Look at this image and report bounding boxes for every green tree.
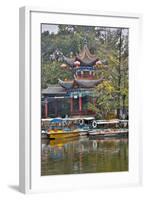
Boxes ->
[41,25,128,119]
[41,61,73,88]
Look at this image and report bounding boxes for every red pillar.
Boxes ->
[44,98,48,118]
[70,94,73,113]
[79,94,82,113]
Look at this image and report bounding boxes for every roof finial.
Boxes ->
[83,35,88,47]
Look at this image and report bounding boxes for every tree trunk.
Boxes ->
[117,29,122,119]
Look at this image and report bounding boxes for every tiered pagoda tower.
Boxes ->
[42,43,106,118]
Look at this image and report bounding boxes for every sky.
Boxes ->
[41,24,59,34]
[41,24,128,36]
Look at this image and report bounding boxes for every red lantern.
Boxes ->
[74,61,80,67]
[96,60,102,65]
[60,63,67,68]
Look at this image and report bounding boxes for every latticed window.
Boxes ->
[83,71,89,78]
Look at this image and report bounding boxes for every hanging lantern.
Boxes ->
[96,60,103,68]
[96,60,102,66]
[60,63,67,68]
[74,61,80,67]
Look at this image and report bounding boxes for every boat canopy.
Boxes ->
[96,120,119,124]
[51,118,62,123]
[64,116,95,121]
[41,118,53,122]
[84,117,95,120]
[42,118,62,122]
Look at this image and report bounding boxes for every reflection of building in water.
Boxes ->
[41,144,49,176]
[41,138,128,175]
[50,147,64,160]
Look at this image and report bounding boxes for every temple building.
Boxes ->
[41,43,107,118]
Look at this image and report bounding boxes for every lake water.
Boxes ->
[41,136,128,176]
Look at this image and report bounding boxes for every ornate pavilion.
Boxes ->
[41,43,107,118]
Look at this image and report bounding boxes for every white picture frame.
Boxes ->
[19,6,143,194]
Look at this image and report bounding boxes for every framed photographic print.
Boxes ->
[19,7,142,193]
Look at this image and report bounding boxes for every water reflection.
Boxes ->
[41,136,128,176]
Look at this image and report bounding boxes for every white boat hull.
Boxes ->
[79,132,88,136]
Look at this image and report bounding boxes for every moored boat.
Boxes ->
[49,131,79,139]
[88,130,97,135]
[47,118,80,139]
[88,128,128,137]
[79,130,88,136]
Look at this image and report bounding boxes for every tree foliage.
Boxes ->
[41,25,129,119]
[41,61,73,88]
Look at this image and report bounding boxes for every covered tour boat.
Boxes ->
[47,118,80,139]
[88,119,128,137]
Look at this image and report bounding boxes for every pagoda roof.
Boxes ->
[63,57,75,67]
[74,77,104,88]
[42,85,66,95]
[58,79,74,89]
[76,45,98,65]
[63,45,98,67]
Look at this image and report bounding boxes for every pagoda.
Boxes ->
[42,42,106,118]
